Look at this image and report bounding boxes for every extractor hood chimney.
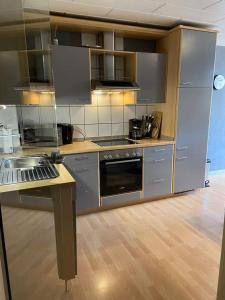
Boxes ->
[91,31,140,92]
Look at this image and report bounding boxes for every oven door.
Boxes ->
[100,157,142,197]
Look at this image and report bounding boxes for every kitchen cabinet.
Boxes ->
[174,87,212,193]
[52,45,91,105]
[102,191,141,207]
[63,153,99,212]
[179,29,216,88]
[136,52,167,104]
[144,145,173,197]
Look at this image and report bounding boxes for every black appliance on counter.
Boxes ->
[100,148,143,197]
[57,123,74,145]
[129,112,162,140]
[129,118,143,140]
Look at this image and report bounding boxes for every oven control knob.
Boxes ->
[136,152,141,157]
[116,154,120,158]
[126,153,130,157]
[108,155,113,159]
[132,152,136,157]
[104,155,108,160]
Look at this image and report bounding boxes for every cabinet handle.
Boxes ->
[76,168,88,173]
[177,146,188,151]
[75,156,88,161]
[181,82,192,86]
[152,178,165,183]
[153,158,165,163]
[154,148,166,152]
[176,156,188,161]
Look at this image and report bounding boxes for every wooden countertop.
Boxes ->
[0,164,75,194]
[59,139,175,155]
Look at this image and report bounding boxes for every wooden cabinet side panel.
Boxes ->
[156,29,181,138]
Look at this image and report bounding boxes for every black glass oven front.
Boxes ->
[100,157,142,197]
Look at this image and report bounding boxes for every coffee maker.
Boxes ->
[57,123,74,145]
[129,119,143,140]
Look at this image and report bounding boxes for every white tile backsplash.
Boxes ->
[136,105,147,118]
[0,106,19,130]
[98,106,111,123]
[85,124,98,138]
[85,106,98,124]
[147,105,154,115]
[97,94,111,106]
[111,93,124,105]
[73,125,86,139]
[22,105,40,126]
[123,122,129,136]
[70,106,85,124]
[39,106,57,126]
[112,123,124,136]
[124,105,135,122]
[54,95,159,139]
[56,106,70,123]
[99,124,111,137]
[111,106,124,123]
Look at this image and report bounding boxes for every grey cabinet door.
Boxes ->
[179,29,216,88]
[52,45,91,105]
[137,52,167,103]
[174,87,212,193]
[144,145,173,198]
[63,153,99,212]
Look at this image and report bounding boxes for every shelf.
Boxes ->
[90,48,135,56]
[19,49,51,55]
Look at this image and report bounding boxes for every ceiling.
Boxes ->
[47,1,225,45]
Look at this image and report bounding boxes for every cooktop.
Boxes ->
[94,138,136,147]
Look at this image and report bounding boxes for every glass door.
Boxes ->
[0,1,65,299]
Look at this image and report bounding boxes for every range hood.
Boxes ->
[91,79,140,91]
[91,31,139,92]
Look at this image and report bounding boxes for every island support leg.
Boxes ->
[51,183,77,283]
[217,213,225,300]
[0,205,12,300]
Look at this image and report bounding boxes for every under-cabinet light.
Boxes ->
[92,90,122,95]
[0,105,6,110]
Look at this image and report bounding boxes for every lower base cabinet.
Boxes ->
[101,191,141,207]
[63,153,100,212]
[144,145,173,198]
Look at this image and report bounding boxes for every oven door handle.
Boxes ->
[104,159,141,165]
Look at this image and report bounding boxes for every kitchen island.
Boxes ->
[0,164,77,299]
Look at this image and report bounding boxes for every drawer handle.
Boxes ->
[154,148,166,152]
[153,178,165,183]
[76,168,88,173]
[177,146,188,151]
[181,82,192,85]
[153,158,165,163]
[176,156,188,161]
[75,156,88,161]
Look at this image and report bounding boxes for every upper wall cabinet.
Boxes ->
[52,45,91,105]
[179,29,217,88]
[136,52,167,104]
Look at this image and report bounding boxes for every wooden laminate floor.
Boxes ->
[2,174,225,300]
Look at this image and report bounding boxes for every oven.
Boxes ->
[100,148,143,197]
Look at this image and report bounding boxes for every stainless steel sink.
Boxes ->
[3,157,46,170]
[0,156,59,185]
